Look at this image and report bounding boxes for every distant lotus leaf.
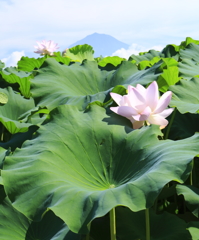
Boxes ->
[178,59,199,80]
[98,56,125,67]
[160,45,179,59]
[0,61,5,70]
[2,105,199,233]
[63,44,95,62]
[157,66,181,92]
[52,52,71,65]
[138,56,161,70]
[129,49,161,63]
[158,58,178,71]
[0,92,8,104]
[17,56,46,72]
[180,37,199,49]
[179,43,199,62]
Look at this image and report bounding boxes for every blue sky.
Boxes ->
[1,0,199,66]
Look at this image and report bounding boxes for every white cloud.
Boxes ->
[112,44,164,59]
[1,51,25,67]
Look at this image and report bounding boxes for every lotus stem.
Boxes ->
[145,208,150,240]
[193,158,197,186]
[188,159,195,186]
[154,197,158,214]
[164,108,176,140]
[110,207,116,240]
[1,125,4,142]
[190,171,193,186]
[86,222,91,240]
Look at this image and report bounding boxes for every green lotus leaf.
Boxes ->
[169,78,199,113]
[2,105,199,234]
[52,52,71,65]
[0,87,35,134]
[17,56,46,72]
[31,58,160,110]
[87,84,127,109]
[165,111,199,140]
[176,184,199,218]
[90,206,190,240]
[186,221,199,240]
[115,207,190,240]
[0,125,39,151]
[63,44,95,62]
[128,50,161,63]
[0,61,5,70]
[0,92,8,104]
[2,66,32,78]
[98,56,125,67]
[0,147,9,169]
[0,185,81,240]
[180,37,199,49]
[168,44,181,52]
[157,66,181,92]
[158,58,178,71]
[160,45,179,59]
[0,67,32,98]
[180,43,199,62]
[178,59,199,80]
[138,56,161,70]
[18,105,50,126]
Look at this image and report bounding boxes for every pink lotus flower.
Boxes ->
[110,81,174,129]
[34,40,59,56]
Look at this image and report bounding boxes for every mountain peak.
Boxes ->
[68,33,129,57]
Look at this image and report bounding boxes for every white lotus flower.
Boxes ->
[34,40,59,56]
[110,81,174,129]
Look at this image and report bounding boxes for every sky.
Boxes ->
[1,0,199,67]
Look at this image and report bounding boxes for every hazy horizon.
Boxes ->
[1,0,199,66]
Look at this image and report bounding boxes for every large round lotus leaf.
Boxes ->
[169,78,199,113]
[2,105,199,233]
[31,58,160,110]
[0,87,35,134]
[0,185,81,240]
